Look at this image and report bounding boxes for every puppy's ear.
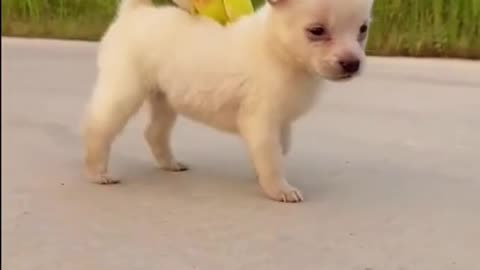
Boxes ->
[267,0,287,6]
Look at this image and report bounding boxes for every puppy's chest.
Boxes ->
[275,80,321,123]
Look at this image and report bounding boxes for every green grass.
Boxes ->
[368,0,480,58]
[2,0,131,41]
[2,0,479,58]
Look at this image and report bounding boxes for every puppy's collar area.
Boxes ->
[182,0,255,25]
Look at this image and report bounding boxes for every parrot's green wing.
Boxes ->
[223,0,254,23]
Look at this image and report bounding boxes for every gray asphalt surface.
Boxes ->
[2,38,480,270]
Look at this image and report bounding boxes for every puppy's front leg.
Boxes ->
[240,120,303,203]
[281,125,291,156]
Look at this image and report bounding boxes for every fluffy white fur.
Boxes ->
[83,0,374,202]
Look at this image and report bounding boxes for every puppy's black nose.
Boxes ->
[339,60,360,74]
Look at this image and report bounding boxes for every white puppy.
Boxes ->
[83,0,374,202]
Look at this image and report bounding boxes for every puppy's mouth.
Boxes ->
[314,65,360,81]
[324,73,355,81]
[337,73,354,80]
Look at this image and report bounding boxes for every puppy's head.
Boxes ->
[266,0,374,80]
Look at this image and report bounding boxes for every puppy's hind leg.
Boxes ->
[83,74,147,184]
[144,92,188,172]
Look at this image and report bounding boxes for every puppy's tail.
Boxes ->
[119,0,152,15]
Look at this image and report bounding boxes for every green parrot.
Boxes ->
[173,0,255,25]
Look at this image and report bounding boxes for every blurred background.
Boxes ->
[2,0,479,58]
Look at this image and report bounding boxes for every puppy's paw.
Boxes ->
[262,182,304,203]
[160,161,189,172]
[89,174,121,185]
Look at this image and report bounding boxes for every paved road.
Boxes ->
[2,38,480,270]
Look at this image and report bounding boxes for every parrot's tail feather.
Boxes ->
[119,0,153,15]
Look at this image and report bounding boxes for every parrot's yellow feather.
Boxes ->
[223,0,254,23]
[187,0,255,25]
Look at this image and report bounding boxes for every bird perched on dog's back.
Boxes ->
[172,0,255,25]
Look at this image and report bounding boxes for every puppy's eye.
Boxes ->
[358,23,368,42]
[359,24,368,34]
[306,26,328,41]
[308,27,325,36]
